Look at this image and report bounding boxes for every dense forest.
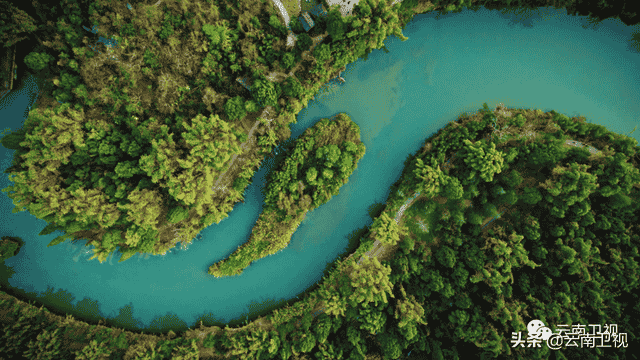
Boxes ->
[0,0,410,263]
[209,113,366,277]
[1,0,640,358]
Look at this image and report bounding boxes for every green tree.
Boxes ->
[377,331,403,360]
[413,158,448,198]
[345,256,395,308]
[0,128,26,150]
[306,167,318,183]
[167,206,189,223]
[394,294,426,329]
[22,327,63,360]
[268,14,286,36]
[327,7,346,42]
[314,314,333,344]
[442,176,464,200]
[0,1,38,48]
[357,303,387,335]
[313,43,332,63]
[244,100,261,112]
[296,32,313,52]
[460,139,505,183]
[252,76,278,107]
[224,96,247,121]
[282,52,295,70]
[500,189,518,205]
[202,23,227,46]
[436,245,458,268]
[370,212,405,246]
[521,186,542,205]
[467,210,483,225]
[354,0,372,17]
[282,76,304,99]
[74,340,113,360]
[0,236,23,263]
[315,343,343,360]
[24,52,55,72]
[539,163,598,218]
[293,333,316,353]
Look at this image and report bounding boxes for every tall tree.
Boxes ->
[460,139,505,183]
[370,211,406,246]
[326,6,346,42]
[251,76,278,107]
[0,1,39,48]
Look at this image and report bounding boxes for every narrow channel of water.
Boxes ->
[0,6,639,332]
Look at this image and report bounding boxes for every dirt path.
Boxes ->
[211,106,275,192]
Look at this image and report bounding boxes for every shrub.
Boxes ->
[224,96,247,121]
[167,206,189,223]
[24,52,54,71]
[508,113,526,128]
[75,340,113,360]
[23,327,63,360]
[244,100,261,112]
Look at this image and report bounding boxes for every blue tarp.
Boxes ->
[299,12,314,32]
[309,3,327,17]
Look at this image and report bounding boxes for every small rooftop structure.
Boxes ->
[299,12,315,32]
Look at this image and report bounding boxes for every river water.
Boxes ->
[0,6,639,332]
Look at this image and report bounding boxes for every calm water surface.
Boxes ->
[0,6,639,332]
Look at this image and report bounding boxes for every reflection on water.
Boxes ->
[63,230,206,265]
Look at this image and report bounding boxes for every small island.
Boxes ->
[209,113,365,277]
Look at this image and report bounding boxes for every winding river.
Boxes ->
[1,5,639,333]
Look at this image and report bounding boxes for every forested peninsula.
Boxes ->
[1,0,640,359]
[209,113,365,277]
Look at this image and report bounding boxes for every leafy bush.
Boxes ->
[202,24,226,46]
[296,33,313,52]
[283,76,304,99]
[282,52,296,70]
[508,113,526,127]
[244,100,261,112]
[143,49,161,69]
[252,77,278,107]
[466,210,483,225]
[22,327,63,360]
[167,206,189,224]
[24,52,54,71]
[74,340,113,360]
[224,96,247,121]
